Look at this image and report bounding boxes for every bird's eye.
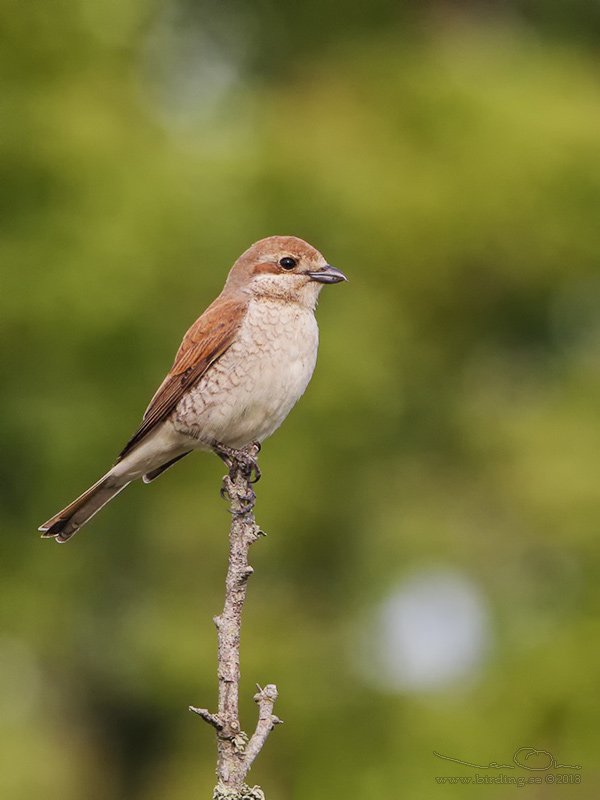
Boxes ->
[279,257,297,270]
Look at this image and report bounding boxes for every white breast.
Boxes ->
[173,298,319,449]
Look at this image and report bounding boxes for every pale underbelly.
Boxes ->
[172,338,317,449]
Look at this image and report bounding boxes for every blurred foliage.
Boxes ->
[3,1,600,798]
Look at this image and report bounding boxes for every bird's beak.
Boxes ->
[307,265,348,284]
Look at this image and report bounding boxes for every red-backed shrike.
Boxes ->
[40,236,347,542]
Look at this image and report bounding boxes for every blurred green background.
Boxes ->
[3,1,600,797]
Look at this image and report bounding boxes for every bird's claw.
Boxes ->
[214,441,261,484]
[232,441,261,485]
[246,460,261,484]
[215,441,260,514]
[229,491,256,516]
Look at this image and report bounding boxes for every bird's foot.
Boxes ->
[215,441,261,513]
[213,440,261,484]
[220,473,256,514]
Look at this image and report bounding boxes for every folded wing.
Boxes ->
[118,297,247,460]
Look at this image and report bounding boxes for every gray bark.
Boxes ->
[190,445,281,799]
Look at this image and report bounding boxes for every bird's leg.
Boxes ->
[214,441,261,510]
[242,440,261,484]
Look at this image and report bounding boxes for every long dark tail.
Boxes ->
[39,473,129,543]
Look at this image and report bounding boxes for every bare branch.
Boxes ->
[189,707,223,730]
[190,443,280,798]
[244,684,283,770]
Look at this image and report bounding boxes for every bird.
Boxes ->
[39,235,347,542]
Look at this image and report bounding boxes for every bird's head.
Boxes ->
[224,236,347,308]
